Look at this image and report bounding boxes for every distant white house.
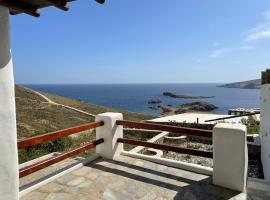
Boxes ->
[148,112,258,125]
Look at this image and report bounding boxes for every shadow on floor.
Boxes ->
[88,158,240,200]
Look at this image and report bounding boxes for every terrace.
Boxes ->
[1,1,270,199]
[16,112,270,199]
[20,156,268,200]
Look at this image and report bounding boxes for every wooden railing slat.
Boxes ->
[117,138,213,158]
[19,138,104,178]
[116,120,212,138]
[17,121,103,149]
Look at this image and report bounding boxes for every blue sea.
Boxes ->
[25,84,260,116]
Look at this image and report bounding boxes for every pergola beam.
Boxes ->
[0,0,40,17]
[44,0,69,11]
[95,0,105,4]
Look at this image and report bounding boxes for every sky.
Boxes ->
[11,0,270,84]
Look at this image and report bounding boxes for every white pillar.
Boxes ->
[260,82,270,180]
[0,6,19,200]
[213,123,248,192]
[95,113,123,159]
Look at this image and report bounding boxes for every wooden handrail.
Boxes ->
[18,121,104,149]
[117,138,213,158]
[116,120,212,138]
[19,138,104,178]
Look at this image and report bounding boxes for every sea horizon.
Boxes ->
[23,83,260,116]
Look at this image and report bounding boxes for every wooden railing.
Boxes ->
[116,120,212,138]
[117,138,213,158]
[18,121,104,149]
[19,121,104,178]
[116,120,213,158]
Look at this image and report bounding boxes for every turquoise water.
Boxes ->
[25,84,260,116]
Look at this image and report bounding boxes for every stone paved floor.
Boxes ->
[21,155,270,200]
[20,158,78,187]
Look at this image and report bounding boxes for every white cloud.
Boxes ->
[240,45,254,50]
[212,42,221,47]
[245,11,270,42]
[210,48,230,58]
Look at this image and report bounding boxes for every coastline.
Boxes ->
[22,83,260,116]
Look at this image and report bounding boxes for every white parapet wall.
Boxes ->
[0,6,19,200]
[122,151,213,175]
[95,113,123,159]
[213,123,248,192]
[260,82,270,180]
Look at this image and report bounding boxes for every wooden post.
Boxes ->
[0,6,19,200]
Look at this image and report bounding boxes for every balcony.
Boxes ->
[20,155,270,200]
[18,112,270,200]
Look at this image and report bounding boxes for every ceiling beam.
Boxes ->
[0,0,40,17]
[44,0,69,11]
[95,0,105,4]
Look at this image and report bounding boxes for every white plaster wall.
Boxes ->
[260,84,270,180]
[213,123,247,192]
[0,6,19,200]
[96,113,123,159]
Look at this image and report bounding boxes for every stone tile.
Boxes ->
[140,191,157,200]
[107,178,125,190]
[44,193,75,200]
[56,174,76,185]
[20,191,48,200]
[126,184,137,195]
[103,188,118,200]
[156,164,168,171]
[95,176,110,185]
[71,166,92,176]
[118,191,132,200]
[134,160,144,167]
[66,177,85,186]
[77,180,93,188]
[38,182,65,193]
[62,186,80,194]
[86,172,99,180]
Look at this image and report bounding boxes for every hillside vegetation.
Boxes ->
[16,86,153,139]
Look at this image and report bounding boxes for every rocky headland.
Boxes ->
[158,102,218,115]
[163,92,215,99]
[218,79,261,89]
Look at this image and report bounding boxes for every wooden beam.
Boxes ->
[95,0,105,4]
[117,138,213,158]
[0,0,40,17]
[116,120,212,138]
[262,71,267,85]
[266,69,270,84]
[19,138,104,178]
[17,121,104,149]
[44,0,69,11]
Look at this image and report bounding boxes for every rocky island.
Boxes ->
[148,98,162,104]
[158,102,218,115]
[163,92,215,99]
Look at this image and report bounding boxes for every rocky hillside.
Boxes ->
[16,86,153,139]
[218,79,261,89]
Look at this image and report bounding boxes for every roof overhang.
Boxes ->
[0,0,105,17]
